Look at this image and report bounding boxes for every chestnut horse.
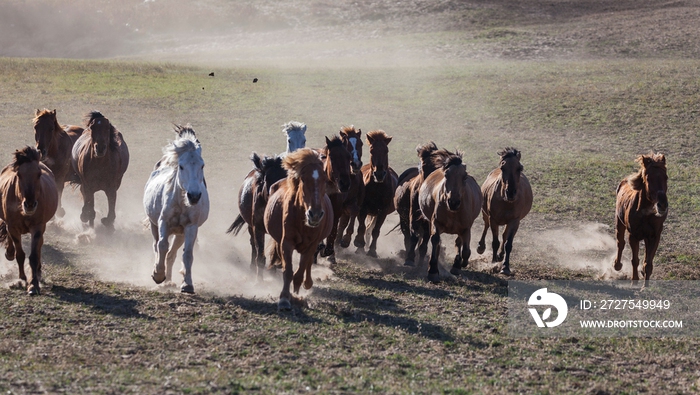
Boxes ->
[316,135,353,264]
[477,148,533,275]
[227,153,286,278]
[32,109,81,217]
[144,125,209,293]
[336,126,365,250]
[353,130,398,257]
[419,150,482,282]
[71,111,129,228]
[265,148,333,310]
[614,152,668,287]
[0,147,58,295]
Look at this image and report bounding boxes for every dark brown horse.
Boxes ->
[71,111,129,229]
[264,148,334,310]
[316,135,353,264]
[336,126,365,250]
[613,152,668,287]
[32,109,81,217]
[477,148,533,275]
[395,142,452,266]
[0,147,58,295]
[227,153,286,278]
[353,130,398,258]
[419,150,482,282]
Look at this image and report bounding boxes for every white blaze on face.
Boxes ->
[349,137,359,163]
[312,169,320,203]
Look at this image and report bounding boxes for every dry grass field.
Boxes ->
[1,0,700,393]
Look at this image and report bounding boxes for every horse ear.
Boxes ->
[357,129,361,137]
[35,109,41,116]
[643,156,652,167]
[659,154,666,164]
[51,109,56,115]
[325,136,332,146]
[386,136,393,144]
[366,134,374,144]
[250,152,263,170]
[516,151,521,160]
[339,129,346,137]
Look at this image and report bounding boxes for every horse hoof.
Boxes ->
[303,280,313,290]
[450,266,461,276]
[180,284,195,294]
[613,260,622,271]
[353,239,364,248]
[101,218,115,229]
[476,245,486,254]
[151,272,166,284]
[339,239,350,248]
[427,272,441,284]
[278,298,292,311]
[27,285,40,296]
[500,266,512,276]
[404,260,415,267]
[327,255,337,265]
[321,247,334,258]
[496,253,505,262]
[367,250,378,258]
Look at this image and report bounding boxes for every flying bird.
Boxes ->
[253,78,258,83]
[208,72,215,77]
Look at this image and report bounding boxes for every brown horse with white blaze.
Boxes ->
[336,126,365,250]
[71,111,129,229]
[477,148,533,275]
[353,130,398,258]
[32,109,81,217]
[265,148,334,310]
[419,150,482,282]
[614,152,668,287]
[0,147,58,295]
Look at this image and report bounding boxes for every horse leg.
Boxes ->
[427,230,442,283]
[149,221,158,254]
[101,189,117,228]
[9,231,26,283]
[337,211,352,248]
[179,225,198,294]
[321,214,341,264]
[477,211,489,255]
[490,220,501,263]
[253,225,266,280]
[613,216,626,271]
[417,220,431,265]
[56,182,66,218]
[354,208,368,252]
[629,236,641,285]
[642,231,662,288]
[367,212,388,258]
[301,250,315,290]
[27,227,45,295]
[165,234,184,284]
[500,221,520,275]
[80,185,96,227]
[279,240,295,310]
[450,236,463,275]
[151,221,169,284]
[246,225,256,269]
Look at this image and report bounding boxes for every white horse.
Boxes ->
[283,121,307,154]
[144,124,209,293]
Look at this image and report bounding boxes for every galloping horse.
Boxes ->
[316,135,353,264]
[71,111,129,228]
[477,148,533,275]
[395,142,451,266]
[613,152,668,286]
[264,148,333,310]
[227,153,286,278]
[419,150,482,282]
[336,126,365,249]
[226,121,307,276]
[144,125,209,293]
[0,147,58,295]
[282,121,307,154]
[353,130,398,258]
[32,109,81,217]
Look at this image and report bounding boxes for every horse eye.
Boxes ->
[179,165,184,170]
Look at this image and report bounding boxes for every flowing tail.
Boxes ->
[384,222,401,236]
[226,214,246,235]
[0,220,7,244]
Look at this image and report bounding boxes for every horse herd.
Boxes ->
[0,110,669,309]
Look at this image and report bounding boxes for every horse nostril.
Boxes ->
[187,192,201,204]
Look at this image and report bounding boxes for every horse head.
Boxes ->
[324,136,352,193]
[284,148,327,227]
[498,148,524,202]
[366,130,392,183]
[11,147,43,216]
[171,125,205,206]
[442,151,467,212]
[33,109,58,161]
[85,111,113,158]
[252,153,286,198]
[340,126,363,173]
[638,153,668,216]
[282,121,307,154]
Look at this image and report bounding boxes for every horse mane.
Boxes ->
[366,130,391,143]
[416,142,451,176]
[251,152,283,193]
[282,148,321,180]
[325,135,345,151]
[627,152,667,191]
[282,121,307,134]
[84,110,120,150]
[442,150,465,170]
[2,146,41,174]
[498,147,520,160]
[340,125,358,136]
[160,125,201,167]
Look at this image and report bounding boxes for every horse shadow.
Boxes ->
[223,295,325,324]
[51,284,152,319]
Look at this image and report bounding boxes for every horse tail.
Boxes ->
[384,222,401,236]
[267,239,282,269]
[0,220,7,244]
[226,215,246,235]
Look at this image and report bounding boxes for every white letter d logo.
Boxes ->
[528,288,568,328]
